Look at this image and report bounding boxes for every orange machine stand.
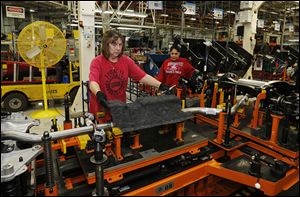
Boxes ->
[130,132,143,149]
[270,114,284,144]
[175,122,184,143]
[249,91,266,129]
[176,87,183,99]
[112,128,124,161]
[44,184,58,196]
[215,112,226,144]
[211,83,218,108]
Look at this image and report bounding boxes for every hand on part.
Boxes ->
[158,83,175,95]
[96,91,109,110]
[159,83,170,92]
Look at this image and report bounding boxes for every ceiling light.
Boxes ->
[160,14,169,17]
[226,10,236,14]
[117,11,147,18]
[95,9,147,18]
[190,18,196,21]
[117,27,140,31]
[94,22,156,29]
[187,25,191,27]
[29,9,36,13]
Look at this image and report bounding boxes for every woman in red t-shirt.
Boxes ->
[157,45,196,87]
[89,30,169,121]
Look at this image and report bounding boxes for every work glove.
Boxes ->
[158,83,175,95]
[159,83,170,92]
[96,91,109,110]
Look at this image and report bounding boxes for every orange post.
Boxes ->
[258,111,264,127]
[200,80,207,107]
[44,184,58,196]
[211,83,218,108]
[176,88,183,99]
[112,128,123,161]
[233,113,239,127]
[249,91,266,129]
[130,132,143,149]
[175,122,184,142]
[63,121,72,130]
[283,67,287,81]
[215,112,226,144]
[218,88,224,105]
[270,114,284,144]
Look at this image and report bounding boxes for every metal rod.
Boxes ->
[1,123,113,143]
[230,94,249,115]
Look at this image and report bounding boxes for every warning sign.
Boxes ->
[6,6,25,19]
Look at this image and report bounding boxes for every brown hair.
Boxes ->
[102,30,125,59]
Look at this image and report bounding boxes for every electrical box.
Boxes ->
[67,39,79,62]
[240,1,253,9]
[238,10,252,23]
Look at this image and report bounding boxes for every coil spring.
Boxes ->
[1,178,21,196]
[43,131,54,191]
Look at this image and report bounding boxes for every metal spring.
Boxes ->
[1,178,21,196]
[42,131,54,191]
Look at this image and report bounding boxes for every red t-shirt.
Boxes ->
[157,57,195,86]
[89,55,146,115]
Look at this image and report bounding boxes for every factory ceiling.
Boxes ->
[1,1,299,32]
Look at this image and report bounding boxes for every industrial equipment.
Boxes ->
[1,76,298,196]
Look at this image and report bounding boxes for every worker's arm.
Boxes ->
[139,74,161,88]
[89,81,101,96]
[89,81,109,109]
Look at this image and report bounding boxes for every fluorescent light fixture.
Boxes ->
[117,27,140,31]
[190,18,196,21]
[67,24,78,27]
[67,24,103,29]
[117,11,147,18]
[30,9,36,12]
[288,39,299,42]
[160,14,169,17]
[215,21,219,24]
[69,21,155,29]
[94,21,156,29]
[226,10,236,14]
[187,25,191,27]
[94,9,147,18]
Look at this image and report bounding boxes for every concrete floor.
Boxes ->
[22,101,67,135]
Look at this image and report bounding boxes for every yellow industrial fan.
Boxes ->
[17,21,67,119]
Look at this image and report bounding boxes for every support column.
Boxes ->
[234,1,264,79]
[70,1,96,115]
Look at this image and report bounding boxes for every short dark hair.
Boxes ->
[102,30,125,59]
[170,45,181,53]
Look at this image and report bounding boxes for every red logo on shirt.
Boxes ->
[166,62,183,74]
[105,69,126,95]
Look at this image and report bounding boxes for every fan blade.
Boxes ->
[39,25,47,41]
[26,46,41,59]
